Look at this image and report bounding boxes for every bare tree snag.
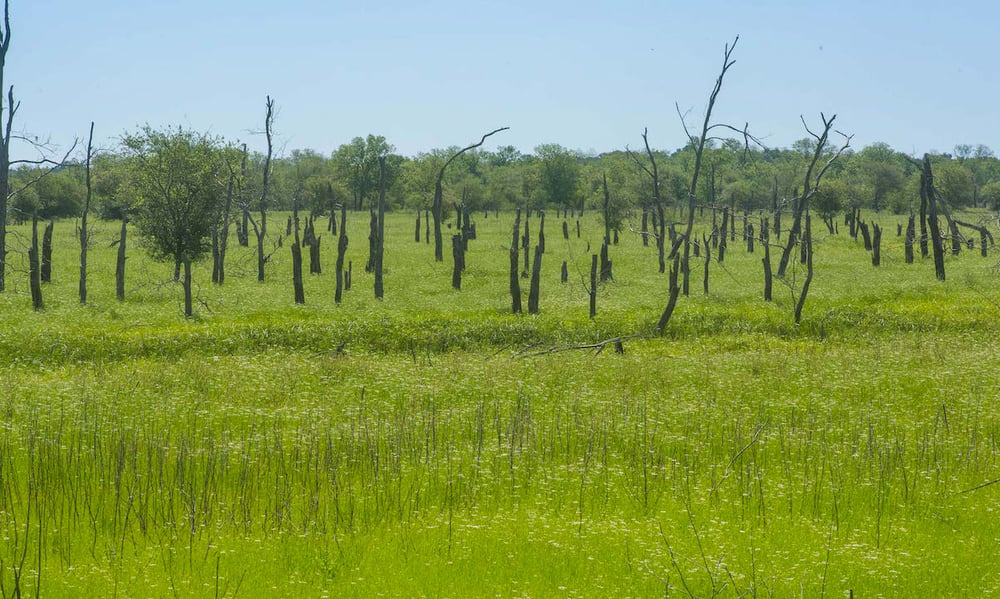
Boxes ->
[415,210,421,242]
[335,203,348,304]
[254,97,274,282]
[433,127,508,261]
[527,244,542,314]
[452,234,463,290]
[374,156,386,299]
[954,218,993,257]
[509,209,522,313]
[872,223,882,266]
[776,114,851,279]
[182,258,192,317]
[656,254,681,331]
[0,0,12,292]
[589,254,598,318]
[793,214,813,324]
[80,121,94,303]
[116,216,127,300]
[213,144,241,285]
[859,221,872,251]
[40,219,52,282]
[562,220,569,240]
[702,233,711,294]
[291,194,305,304]
[600,173,613,281]
[921,155,946,281]
[905,214,915,264]
[658,37,746,333]
[538,210,545,253]
[29,213,41,310]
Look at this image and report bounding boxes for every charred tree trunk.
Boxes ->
[335,204,348,304]
[905,214,915,264]
[859,221,872,251]
[40,220,53,283]
[702,233,711,294]
[183,258,193,317]
[509,210,522,314]
[718,206,728,263]
[29,214,42,310]
[116,217,128,300]
[538,210,545,253]
[656,254,681,331]
[527,245,542,314]
[922,155,946,281]
[871,223,882,267]
[562,220,569,240]
[451,234,463,290]
[415,210,421,242]
[374,156,386,299]
[80,122,94,303]
[561,260,568,283]
[589,254,598,318]
[793,215,813,324]
[641,209,649,246]
[366,209,377,273]
[255,97,274,281]
[291,199,305,305]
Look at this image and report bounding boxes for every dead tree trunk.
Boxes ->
[922,155,946,281]
[718,206,728,263]
[655,254,681,331]
[415,210,421,242]
[80,121,94,303]
[538,210,545,253]
[872,223,882,266]
[255,97,274,282]
[29,213,42,310]
[589,254,598,318]
[527,245,542,314]
[562,220,569,239]
[291,197,305,304]
[777,114,851,280]
[116,217,128,300]
[859,221,872,251]
[335,203,348,304]
[182,258,193,317]
[658,37,739,333]
[451,234,463,290]
[433,127,508,261]
[793,214,813,324]
[955,219,994,258]
[905,214,915,264]
[702,233,711,294]
[40,219,53,283]
[374,156,386,299]
[600,173,613,281]
[509,209,522,314]
[213,145,240,285]
[561,260,568,283]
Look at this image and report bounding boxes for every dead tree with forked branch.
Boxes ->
[657,36,761,333]
[432,127,508,262]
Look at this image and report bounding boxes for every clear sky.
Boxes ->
[8,0,999,160]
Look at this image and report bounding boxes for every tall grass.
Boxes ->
[0,208,998,595]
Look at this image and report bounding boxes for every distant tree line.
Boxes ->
[10,138,999,229]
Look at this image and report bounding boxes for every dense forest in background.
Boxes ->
[10,135,1000,228]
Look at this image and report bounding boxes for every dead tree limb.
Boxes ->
[432,127,508,261]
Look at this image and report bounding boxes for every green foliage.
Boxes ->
[122,126,223,265]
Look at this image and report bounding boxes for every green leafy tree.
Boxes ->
[122,126,223,316]
[534,144,580,211]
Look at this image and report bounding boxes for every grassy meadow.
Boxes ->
[1,208,1000,597]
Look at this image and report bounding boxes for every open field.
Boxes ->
[2,209,1000,596]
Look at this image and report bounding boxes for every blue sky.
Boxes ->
[8,0,998,160]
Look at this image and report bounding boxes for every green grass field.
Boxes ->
[1,208,999,597]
